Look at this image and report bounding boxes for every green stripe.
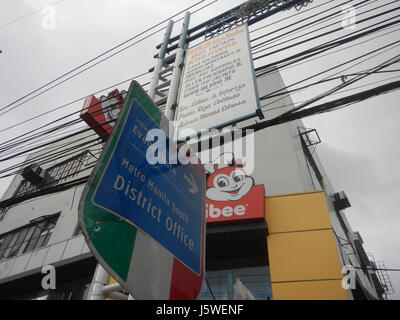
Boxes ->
[82,81,162,282]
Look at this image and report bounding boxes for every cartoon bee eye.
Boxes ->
[231,170,244,182]
[214,175,229,188]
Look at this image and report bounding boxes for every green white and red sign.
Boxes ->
[78,81,206,299]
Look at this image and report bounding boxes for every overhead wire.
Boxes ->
[253,6,400,61]
[278,23,400,73]
[250,0,386,52]
[248,0,336,35]
[0,18,394,162]
[3,0,396,154]
[0,21,394,155]
[256,38,400,109]
[0,0,209,115]
[250,0,365,50]
[1,0,400,211]
[0,0,220,118]
[4,1,396,151]
[0,0,220,141]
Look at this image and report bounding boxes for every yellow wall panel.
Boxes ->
[265,191,347,300]
[268,229,343,282]
[272,280,349,300]
[265,191,332,234]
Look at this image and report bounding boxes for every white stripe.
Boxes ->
[126,230,174,299]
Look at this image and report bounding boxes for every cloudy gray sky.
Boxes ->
[0,0,399,299]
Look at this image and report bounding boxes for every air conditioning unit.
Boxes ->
[333,191,351,211]
[22,164,55,188]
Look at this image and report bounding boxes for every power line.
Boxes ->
[275,53,400,118]
[0,0,208,115]
[253,6,400,62]
[2,42,397,158]
[353,267,400,272]
[0,2,394,145]
[256,39,400,108]
[0,74,149,135]
[277,23,400,73]
[249,0,336,35]
[2,1,400,199]
[250,0,364,50]
[1,25,398,174]
[3,80,400,210]
[251,0,388,54]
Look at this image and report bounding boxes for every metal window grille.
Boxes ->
[0,213,60,261]
[14,151,89,198]
[0,151,89,221]
[47,151,88,183]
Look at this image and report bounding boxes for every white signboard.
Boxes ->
[175,24,260,141]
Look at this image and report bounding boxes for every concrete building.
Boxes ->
[0,66,390,300]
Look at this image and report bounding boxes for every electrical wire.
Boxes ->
[250,0,387,51]
[1,0,400,212]
[3,2,396,152]
[278,23,400,73]
[274,53,400,118]
[256,39,400,109]
[0,0,208,115]
[253,6,400,62]
[0,40,396,178]
[250,0,366,50]
[2,37,396,172]
[248,0,336,35]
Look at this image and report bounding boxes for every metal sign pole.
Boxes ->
[164,12,190,121]
[148,20,174,100]
[86,20,175,301]
[87,264,110,300]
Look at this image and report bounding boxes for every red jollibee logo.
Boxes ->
[205,153,264,223]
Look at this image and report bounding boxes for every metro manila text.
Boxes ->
[111,151,195,253]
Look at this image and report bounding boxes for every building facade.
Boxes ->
[0,67,390,300]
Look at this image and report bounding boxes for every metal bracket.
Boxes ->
[256,109,265,120]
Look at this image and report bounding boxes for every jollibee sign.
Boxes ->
[80,89,127,140]
[205,153,265,224]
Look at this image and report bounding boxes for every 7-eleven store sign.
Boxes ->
[79,81,205,299]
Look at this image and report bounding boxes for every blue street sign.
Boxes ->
[91,98,203,275]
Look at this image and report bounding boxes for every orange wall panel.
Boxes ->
[265,191,332,234]
[267,229,343,282]
[265,191,349,300]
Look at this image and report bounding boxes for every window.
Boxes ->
[14,151,89,198]
[47,151,88,183]
[201,266,272,300]
[0,152,89,223]
[0,213,60,261]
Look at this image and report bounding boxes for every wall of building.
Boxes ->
[0,65,383,299]
[0,131,97,291]
[265,191,349,300]
[215,67,383,299]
